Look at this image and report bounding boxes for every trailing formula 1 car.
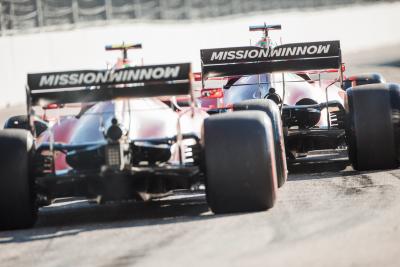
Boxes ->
[0,44,280,230]
[199,24,400,185]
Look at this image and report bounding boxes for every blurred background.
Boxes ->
[0,0,397,31]
[0,0,399,107]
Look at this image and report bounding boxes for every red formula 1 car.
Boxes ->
[198,24,400,188]
[0,44,280,230]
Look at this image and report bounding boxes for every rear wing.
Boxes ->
[27,63,191,106]
[200,40,341,79]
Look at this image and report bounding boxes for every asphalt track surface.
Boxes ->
[1,45,400,267]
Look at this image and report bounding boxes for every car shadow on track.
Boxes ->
[287,151,350,180]
[287,152,391,181]
[288,159,350,175]
[0,191,223,244]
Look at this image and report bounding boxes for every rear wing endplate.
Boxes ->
[27,63,191,106]
[200,40,341,79]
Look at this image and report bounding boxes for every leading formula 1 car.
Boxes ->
[0,44,280,230]
[199,24,400,187]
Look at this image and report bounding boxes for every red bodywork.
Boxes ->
[38,117,78,170]
[197,70,345,128]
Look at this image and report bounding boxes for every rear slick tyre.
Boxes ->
[204,111,278,214]
[346,83,399,170]
[0,129,37,230]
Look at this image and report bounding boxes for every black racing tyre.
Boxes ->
[233,99,287,187]
[346,83,399,170]
[0,129,37,230]
[204,110,278,214]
